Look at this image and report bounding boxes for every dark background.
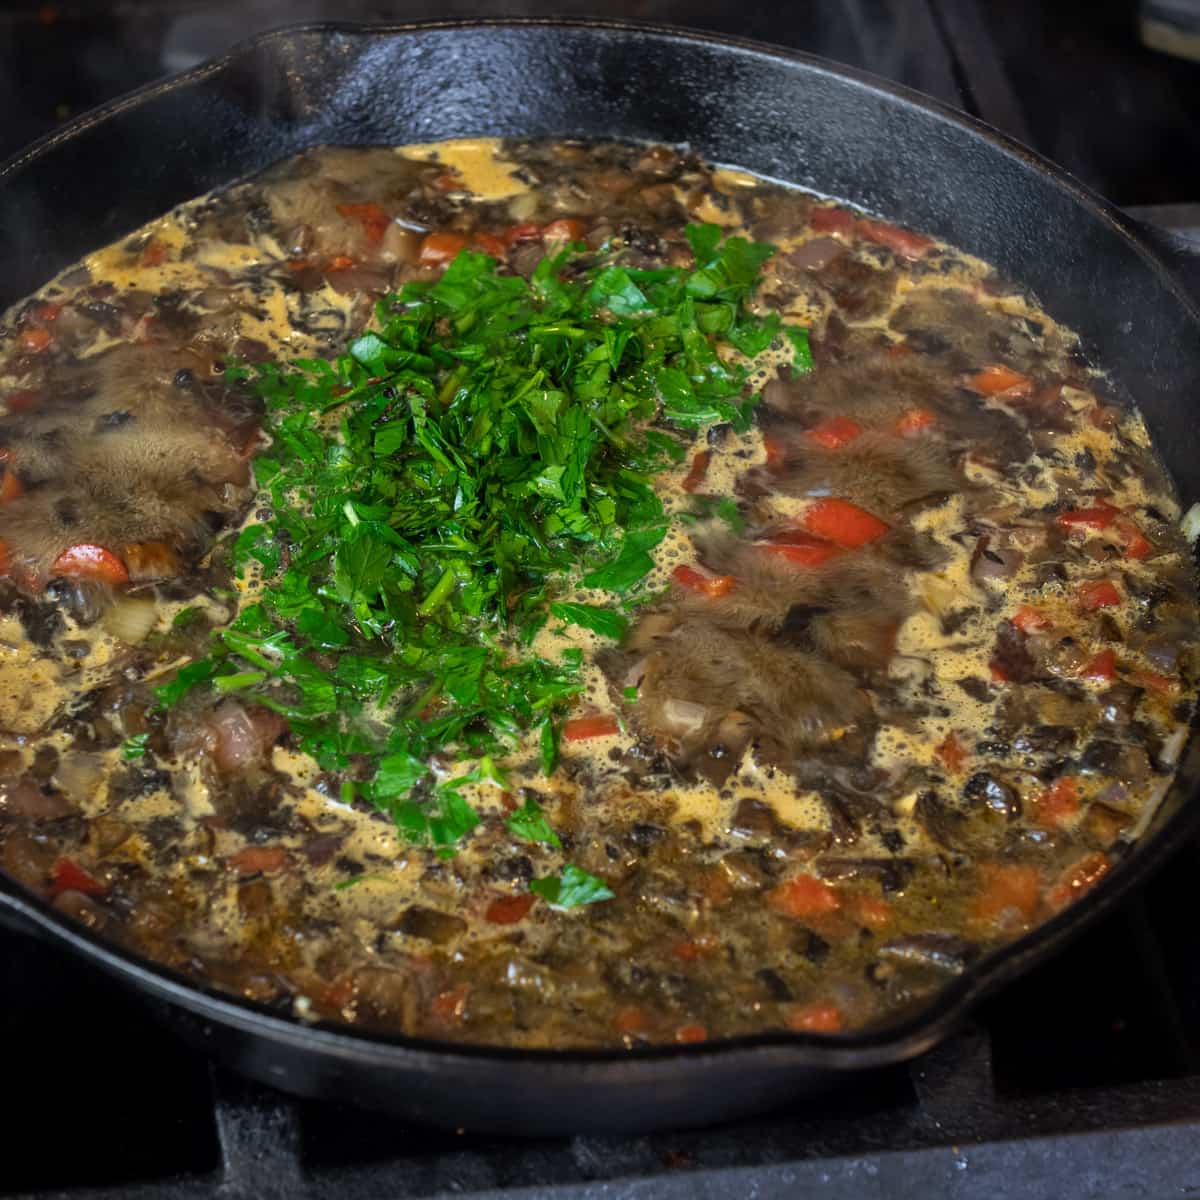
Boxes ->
[1,0,1199,207]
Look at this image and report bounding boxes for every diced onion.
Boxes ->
[101,596,159,644]
[55,752,104,803]
[1181,502,1200,546]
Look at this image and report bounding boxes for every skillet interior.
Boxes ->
[1,19,1199,1134]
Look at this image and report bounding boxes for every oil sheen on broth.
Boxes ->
[0,138,1195,1049]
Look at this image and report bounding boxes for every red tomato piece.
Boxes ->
[967,364,1033,397]
[896,406,936,436]
[671,563,736,597]
[972,863,1041,923]
[856,217,934,259]
[767,875,841,919]
[1081,648,1117,682]
[227,846,288,875]
[850,895,893,929]
[33,302,62,323]
[1046,852,1111,912]
[674,1024,708,1044]
[809,206,855,237]
[935,732,968,773]
[328,254,356,271]
[541,218,587,242]
[1032,777,1080,828]
[681,450,712,493]
[52,857,106,896]
[503,222,542,247]
[563,714,619,741]
[336,202,391,245]
[800,498,889,548]
[785,1002,843,1033]
[417,232,469,266]
[471,231,508,258]
[989,660,1011,684]
[52,543,129,585]
[19,327,51,353]
[806,415,864,449]
[485,894,537,925]
[757,532,841,568]
[1077,579,1121,610]
[1011,605,1051,633]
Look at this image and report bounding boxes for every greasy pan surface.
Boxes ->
[2,19,1200,1135]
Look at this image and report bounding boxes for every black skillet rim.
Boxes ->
[0,15,1198,1073]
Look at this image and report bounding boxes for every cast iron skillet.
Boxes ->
[1,19,1199,1136]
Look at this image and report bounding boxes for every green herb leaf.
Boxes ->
[549,601,629,640]
[121,732,150,760]
[530,864,615,909]
[505,796,563,848]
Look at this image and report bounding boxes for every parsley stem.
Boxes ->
[213,670,269,693]
[417,566,458,617]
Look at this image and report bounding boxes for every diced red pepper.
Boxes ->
[328,254,356,271]
[1080,648,1117,682]
[849,895,893,929]
[1077,579,1121,611]
[935,732,968,773]
[336,201,392,245]
[141,240,168,266]
[541,218,587,243]
[19,327,51,353]
[5,389,43,413]
[971,862,1041,923]
[1133,669,1176,695]
[856,217,934,260]
[485,893,537,925]
[227,845,288,875]
[1114,516,1153,560]
[1031,776,1080,828]
[563,714,620,741]
[51,857,106,896]
[756,531,841,568]
[1011,605,1052,633]
[0,467,22,505]
[430,986,469,1024]
[968,364,1033,397]
[762,433,788,470]
[417,232,469,266]
[681,450,712,493]
[784,1002,843,1033]
[1045,852,1111,912]
[33,302,62,323]
[471,231,508,258]
[503,222,542,247]
[809,206,855,237]
[800,498,889,548]
[614,1005,649,1035]
[672,563,736,597]
[806,415,864,450]
[674,1023,708,1044]
[1057,504,1118,532]
[896,406,936,436]
[767,875,841,919]
[51,543,129,585]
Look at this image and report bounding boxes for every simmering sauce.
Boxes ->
[0,138,1195,1048]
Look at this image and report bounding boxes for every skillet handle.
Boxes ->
[1126,204,1200,308]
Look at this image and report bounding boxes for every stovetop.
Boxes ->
[2,2,1200,1198]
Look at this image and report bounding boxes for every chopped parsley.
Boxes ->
[530,865,616,909]
[121,732,150,760]
[158,225,790,864]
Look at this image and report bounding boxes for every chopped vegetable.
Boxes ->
[784,1002,843,1033]
[485,894,537,924]
[562,714,620,741]
[671,563,736,596]
[417,231,469,265]
[51,543,129,585]
[1045,852,1110,912]
[971,863,1041,923]
[1077,579,1122,611]
[681,449,712,492]
[529,864,615,909]
[800,498,888,548]
[766,875,840,919]
[51,857,106,896]
[967,364,1032,396]
[806,415,863,449]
